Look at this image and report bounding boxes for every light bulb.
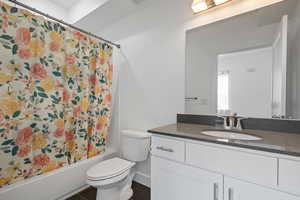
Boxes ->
[214,0,230,5]
[192,0,208,13]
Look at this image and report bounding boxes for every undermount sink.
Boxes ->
[201,130,262,141]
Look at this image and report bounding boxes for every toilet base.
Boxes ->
[95,169,136,200]
[120,182,133,200]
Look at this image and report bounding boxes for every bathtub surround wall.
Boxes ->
[0,148,117,200]
[96,0,284,187]
[0,1,113,188]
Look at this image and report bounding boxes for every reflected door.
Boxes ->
[272,15,288,118]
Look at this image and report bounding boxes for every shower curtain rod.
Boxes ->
[6,0,121,49]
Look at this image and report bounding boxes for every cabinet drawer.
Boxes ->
[186,142,278,187]
[279,159,300,196]
[151,136,185,162]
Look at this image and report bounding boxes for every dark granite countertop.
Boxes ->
[148,123,300,157]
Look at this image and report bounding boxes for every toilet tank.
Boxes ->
[121,130,151,162]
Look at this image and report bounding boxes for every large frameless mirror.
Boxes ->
[185,0,300,119]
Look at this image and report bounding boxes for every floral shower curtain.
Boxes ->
[0,1,113,187]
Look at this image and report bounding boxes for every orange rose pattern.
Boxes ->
[30,63,48,80]
[16,127,33,146]
[54,129,64,138]
[0,2,113,188]
[49,41,60,52]
[17,145,31,157]
[18,48,31,59]
[15,27,31,46]
[33,154,50,168]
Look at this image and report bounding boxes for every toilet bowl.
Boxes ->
[86,130,151,200]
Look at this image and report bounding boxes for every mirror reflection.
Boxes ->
[185,0,300,119]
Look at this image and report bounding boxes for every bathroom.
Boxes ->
[0,0,300,199]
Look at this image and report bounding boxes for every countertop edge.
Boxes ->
[148,129,300,158]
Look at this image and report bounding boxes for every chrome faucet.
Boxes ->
[217,113,247,131]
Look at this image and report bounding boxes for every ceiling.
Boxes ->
[10,0,151,33]
[49,0,80,9]
[75,0,152,34]
[10,0,297,44]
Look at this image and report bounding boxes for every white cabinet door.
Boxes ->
[278,159,300,196]
[151,156,223,200]
[224,177,300,200]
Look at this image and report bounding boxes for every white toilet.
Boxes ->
[86,130,151,200]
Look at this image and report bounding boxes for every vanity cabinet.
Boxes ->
[224,177,300,200]
[152,156,223,200]
[186,142,277,187]
[278,159,300,196]
[151,135,300,200]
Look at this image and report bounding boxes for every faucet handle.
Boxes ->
[236,117,248,130]
[216,115,229,129]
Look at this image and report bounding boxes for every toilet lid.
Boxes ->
[87,158,134,181]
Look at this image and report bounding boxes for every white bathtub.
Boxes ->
[0,148,117,200]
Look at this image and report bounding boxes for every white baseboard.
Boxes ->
[61,171,150,200]
[134,171,151,188]
[57,185,90,200]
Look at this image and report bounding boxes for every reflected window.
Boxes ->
[218,71,229,114]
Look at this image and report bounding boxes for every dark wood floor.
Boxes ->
[67,182,150,200]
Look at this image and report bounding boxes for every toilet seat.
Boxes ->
[87,158,135,181]
[87,169,131,187]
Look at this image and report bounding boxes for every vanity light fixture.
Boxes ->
[191,0,208,13]
[214,0,231,5]
[192,0,233,14]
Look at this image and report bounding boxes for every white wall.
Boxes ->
[218,47,273,118]
[108,2,187,186]
[97,0,284,186]
[185,32,217,115]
